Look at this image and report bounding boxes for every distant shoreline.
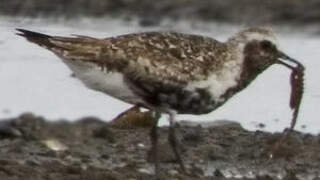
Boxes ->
[1,0,319,26]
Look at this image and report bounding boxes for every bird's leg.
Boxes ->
[168,112,186,173]
[150,111,161,179]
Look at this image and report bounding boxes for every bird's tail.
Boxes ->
[16,28,54,49]
[16,29,103,62]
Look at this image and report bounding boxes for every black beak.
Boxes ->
[277,51,305,70]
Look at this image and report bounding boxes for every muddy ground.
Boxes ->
[0,113,319,180]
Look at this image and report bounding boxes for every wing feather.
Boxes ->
[18,29,228,87]
[98,32,229,85]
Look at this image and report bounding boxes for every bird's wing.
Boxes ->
[17,29,228,87]
[101,32,228,85]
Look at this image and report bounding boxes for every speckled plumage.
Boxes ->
[16,28,280,115]
[52,32,232,82]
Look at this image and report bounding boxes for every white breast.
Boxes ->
[185,57,243,102]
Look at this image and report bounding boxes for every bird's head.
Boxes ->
[228,27,304,74]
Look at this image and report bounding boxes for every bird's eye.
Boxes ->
[260,40,273,50]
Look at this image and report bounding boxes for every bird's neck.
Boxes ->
[220,42,266,100]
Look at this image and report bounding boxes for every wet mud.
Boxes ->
[0,113,319,180]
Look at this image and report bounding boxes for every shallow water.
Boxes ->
[0,16,319,134]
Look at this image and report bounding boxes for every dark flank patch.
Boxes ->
[125,75,217,114]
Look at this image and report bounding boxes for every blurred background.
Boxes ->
[2,0,320,25]
[0,0,319,133]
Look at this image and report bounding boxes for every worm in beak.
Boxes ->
[270,51,305,158]
[276,51,305,130]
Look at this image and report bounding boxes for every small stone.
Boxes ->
[100,154,110,159]
[283,171,299,180]
[214,169,224,177]
[137,143,145,148]
[93,126,115,143]
[206,144,226,161]
[138,168,153,175]
[42,139,68,151]
[168,169,178,176]
[26,159,41,166]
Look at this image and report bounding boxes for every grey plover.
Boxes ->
[16,27,304,177]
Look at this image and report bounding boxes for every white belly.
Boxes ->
[63,60,141,104]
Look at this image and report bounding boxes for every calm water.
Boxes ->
[0,17,319,134]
